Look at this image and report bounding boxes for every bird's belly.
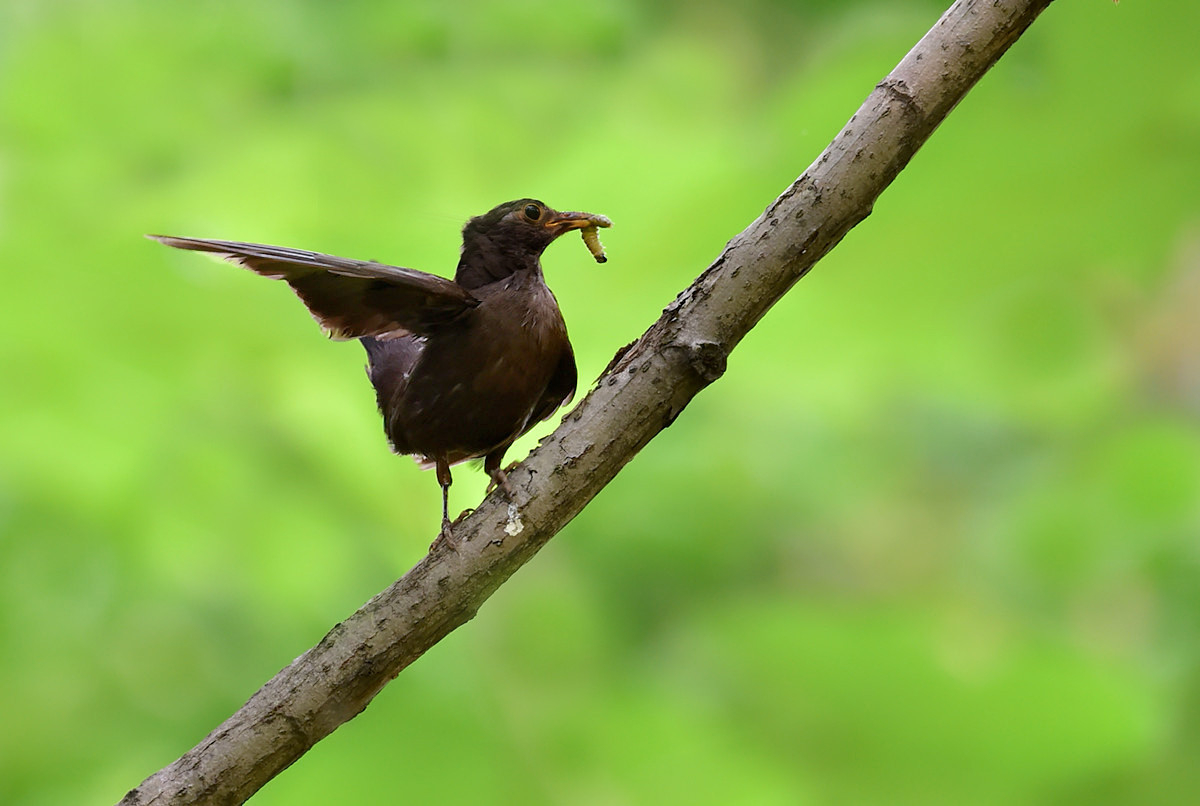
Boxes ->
[384,289,567,460]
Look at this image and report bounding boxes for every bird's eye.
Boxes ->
[523,204,541,220]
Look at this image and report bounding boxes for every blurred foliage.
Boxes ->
[1,1,1199,804]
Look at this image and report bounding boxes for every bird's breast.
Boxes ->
[380,275,571,459]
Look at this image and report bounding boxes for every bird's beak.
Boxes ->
[545,211,613,236]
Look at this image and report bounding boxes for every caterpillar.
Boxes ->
[581,225,607,263]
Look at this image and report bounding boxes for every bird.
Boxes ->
[150,199,611,546]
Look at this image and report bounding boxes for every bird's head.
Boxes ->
[456,199,611,289]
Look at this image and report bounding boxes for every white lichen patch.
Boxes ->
[503,503,524,536]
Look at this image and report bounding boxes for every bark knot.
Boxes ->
[686,341,728,384]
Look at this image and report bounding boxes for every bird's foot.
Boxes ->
[429,517,460,553]
[487,467,516,499]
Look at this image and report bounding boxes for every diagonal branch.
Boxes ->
[119,1,1056,803]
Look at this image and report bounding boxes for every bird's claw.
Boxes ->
[430,518,460,553]
[487,469,516,499]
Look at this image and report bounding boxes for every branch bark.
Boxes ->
[120,2,1056,803]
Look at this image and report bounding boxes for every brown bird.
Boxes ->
[150,199,611,544]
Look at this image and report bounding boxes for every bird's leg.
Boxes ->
[431,458,458,551]
[485,450,525,537]
[484,451,515,499]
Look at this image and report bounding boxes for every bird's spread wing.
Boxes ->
[149,236,478,339]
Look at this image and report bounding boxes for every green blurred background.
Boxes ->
[3,1,1199,803]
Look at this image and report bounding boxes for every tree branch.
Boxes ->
[120,1,1056,803]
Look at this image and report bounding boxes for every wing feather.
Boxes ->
[149,235,477,339]
[529,344,577,427]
